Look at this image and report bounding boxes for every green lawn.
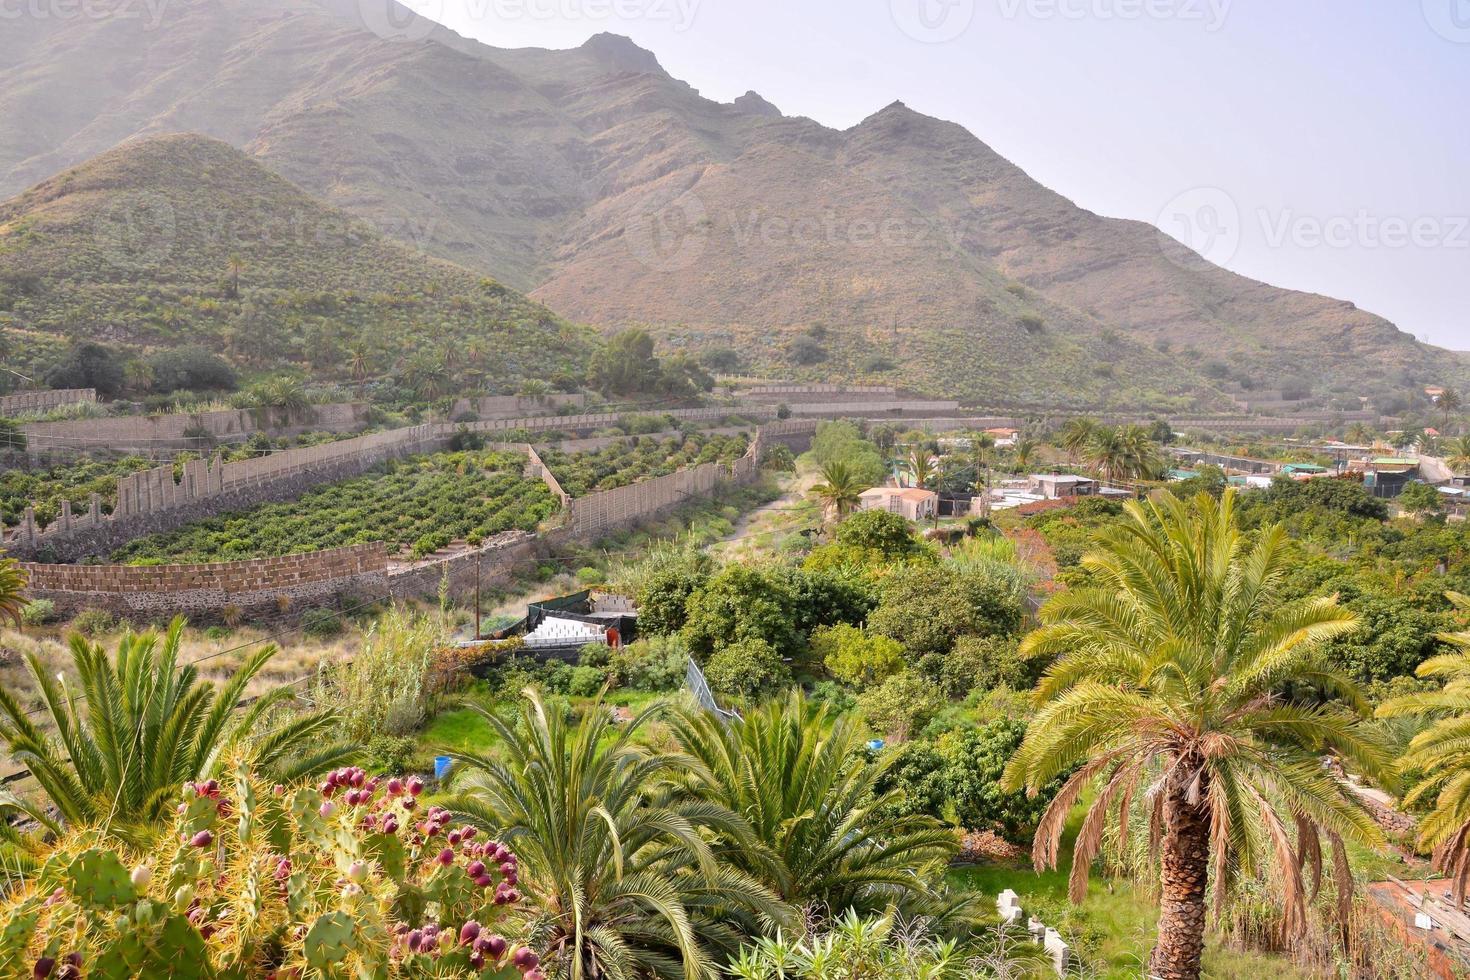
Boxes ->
[948,804,1313,980]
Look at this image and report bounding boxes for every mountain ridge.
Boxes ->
[0,0,1459,409]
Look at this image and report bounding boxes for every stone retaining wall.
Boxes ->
[0,389,96,416]
[20,544,388,618]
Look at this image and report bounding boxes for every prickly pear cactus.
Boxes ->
[0,765,542,979]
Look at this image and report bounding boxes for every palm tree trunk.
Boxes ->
[1149,776,1211,980]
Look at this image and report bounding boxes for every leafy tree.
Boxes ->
[868,564,1024,658]
[1321,586,1449,683]
[45,341,124,398]
[811,624,903,689]
[921,634,1033,698]
[1253,476,1388,522]
[809,460,869,522]
[669,692,957,919]
[809,421,885,486]
[682,564,803,659]
[631,547,714,636]
[1398,480,1442,515]
[0,618,355,839]
[857,672,945,743]
[1377,592,1470,905]
[146,345,238,393]
[834,505,923,558]
[705,637,789,701]
[447,690,790,979]
[770,565,875,638]
[1004,491,1390,980]
[787,334,827,365]
[587,328,659,395]
[941,720,1061,844]
[871,741,949,822]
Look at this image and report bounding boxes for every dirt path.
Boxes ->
[714,467,820,559]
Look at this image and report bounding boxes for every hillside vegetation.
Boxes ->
[0,135,594,398]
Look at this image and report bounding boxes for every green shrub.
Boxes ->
[302,606,345,639]
[703,638,788,702]
[20,598,56,626]
[70,607,116,637]
[575,566,606,586]
[567,665,607,697]
[607,635,689,692]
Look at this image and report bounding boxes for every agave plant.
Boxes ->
[668,691,959,923]
[0,617,356,845]
[446,689,791,979]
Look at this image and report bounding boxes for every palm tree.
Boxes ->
[447,690,789,979]
[347,342,372,383]
[1012,436,1039,471]
[1440,387,1463,434]
[905,447,934,489]
[810,461,869,522]
[0,553,26,627]
[669,692,958,923]
[1377,592,1470,906]
[1444,435,1470,475]
[972,433,996,492]
[225,254,244,299]
[1344,422,1373,446]
[1004,491,1391,980]
[0,618,354,841]
[1085,424,1161,484]
[1058,417,1098,462]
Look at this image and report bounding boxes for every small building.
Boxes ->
[1028,474,1099,499]
[983,427,1019,448]
[859,486,939,521]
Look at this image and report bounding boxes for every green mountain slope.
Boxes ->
[0,134,593,393]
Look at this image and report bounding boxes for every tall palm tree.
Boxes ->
[0,618,354,841]
[1440,387,1463,435]
[810,461,869,523]
[669,692,958,922]
[972,433,996,492]
[447,690,789,979]
[1377,592,1470,906]
[1058,417,1098,462]
[904,447,935,489]
[1004,491,1390,980]
[0,553,26,627]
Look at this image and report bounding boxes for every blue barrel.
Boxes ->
[866,739,886,752]
[433,756,453,780]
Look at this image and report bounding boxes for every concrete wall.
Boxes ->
[0,389,96,416]
[740,384,898,403]
[21,403,372,457]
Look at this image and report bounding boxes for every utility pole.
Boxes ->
[474,552,482,640]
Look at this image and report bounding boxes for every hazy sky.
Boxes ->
[390,0,1470,351]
